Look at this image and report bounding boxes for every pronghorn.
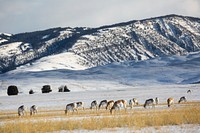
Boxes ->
[187,90,191,94]
[144,98,155,108]
[106,100,114,110]
[110,99,127,114]
[18,105,25,117]
[65,102,84,114]
[65,103,78,115]
[129,98,139,109]
[167,98,174,107]
[98,100,108,110]
[155,97,159,105]
[76,102,84,110]
[178,96,187,103]
[90,100,98,110]
[30,105,37,116]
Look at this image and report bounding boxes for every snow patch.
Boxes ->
[42,35,50,40]
[0,38,7,43]
[60,29,73,36]
[0,42,22,57]
[0,33,12,36]
[15,52,89,72]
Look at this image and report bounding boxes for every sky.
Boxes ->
[0,0,200,34]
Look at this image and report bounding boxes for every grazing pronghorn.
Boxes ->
[106,100,114,110]
[178,96,187,103]
[187,90,191,94]
[65,103,78,115]
[129,98,139,109]
[76,102,84,110]
[144,98,155,108]
[65,102,84,115]
[98,100,108,109]
[167,98,174,107]
[110,100,127,114]
[18,105,25,117]
[30,105,37,116]
[90,100,98,110]
[155,97,159,105]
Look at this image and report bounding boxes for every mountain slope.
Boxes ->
[70,15,200,67]
[0,51,199,95]
[0,14,200,73]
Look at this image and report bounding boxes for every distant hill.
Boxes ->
[0,14,200,73]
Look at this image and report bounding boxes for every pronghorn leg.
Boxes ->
[33,110,36,115]
[74,108,78,114]
[124,105,127,112]
[18,112,21,117]
[124,108,127,113]
[65,110,68,115]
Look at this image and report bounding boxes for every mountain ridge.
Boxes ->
[0,14,200,73]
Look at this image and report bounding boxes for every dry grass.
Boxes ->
[0,102,200,133]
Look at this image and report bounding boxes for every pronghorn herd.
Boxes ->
[17,90,191,116]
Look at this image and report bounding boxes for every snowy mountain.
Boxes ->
[0,14,200,73]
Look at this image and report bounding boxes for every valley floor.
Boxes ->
[0,101,200,132]
[0,84,200,132]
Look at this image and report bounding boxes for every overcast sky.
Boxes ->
[0,0,199,34]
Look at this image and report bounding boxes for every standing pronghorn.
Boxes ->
[98,100,108,110]
[18,105,25,117]
[30,105,37,116]
[110,100,127,114]
[155,97,159,105]
[167,98,174,107]
[144,98,155,108]
[90,100,98,110]
[178,96,187,103]
[106,100,114,110]
[129,98,139,109]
